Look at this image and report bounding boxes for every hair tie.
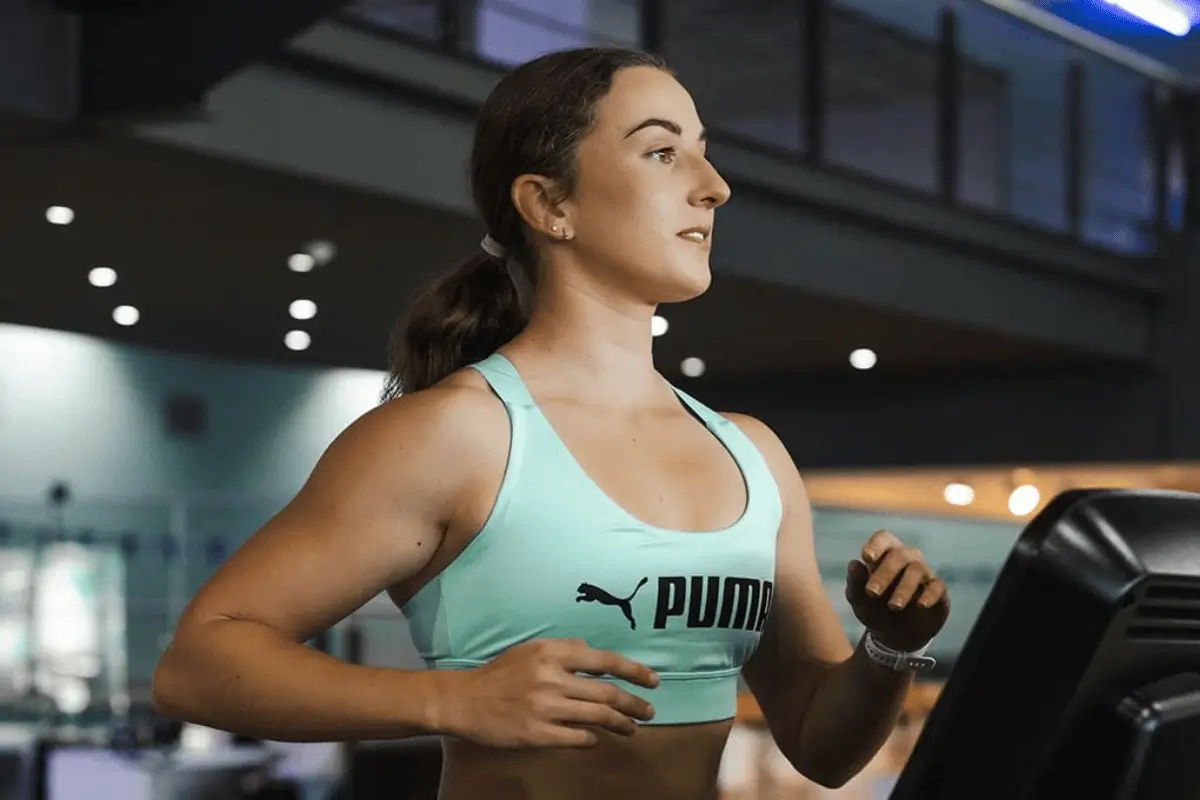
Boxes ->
[479,233,531,314]
[480,234,506,258]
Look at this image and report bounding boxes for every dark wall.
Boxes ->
[696,363,1164,468]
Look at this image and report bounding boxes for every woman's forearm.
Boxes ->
[153,618,445,742]
[789,640,911,787]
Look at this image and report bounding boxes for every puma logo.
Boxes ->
[576,578,649,630]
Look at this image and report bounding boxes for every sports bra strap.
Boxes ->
[670,386,727,429]
[470,353,536,406]
[474,355,724,424]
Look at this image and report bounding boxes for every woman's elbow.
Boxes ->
[804,767,853,790]
[788,749,856,790]
[152,629,217,722]
[151,645,189,719]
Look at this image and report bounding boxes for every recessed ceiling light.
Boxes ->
[112,305,139,326]
[307,239,337,265]
[1008,484,1040,517]
[88,267,117,287]
[849,348,877,370]
[651,315,669,337]
[288,253,315,273]
[284,330,311,351]
[289,299,317,320]
[46,206,74,225]
[943,482,974,506]
[680,357,706,378]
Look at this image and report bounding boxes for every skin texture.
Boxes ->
[153,65,950,799]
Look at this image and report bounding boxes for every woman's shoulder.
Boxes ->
[376,366,502,419]
[337,367,510,475]
[719,412,783,456]
[718,411,807,497]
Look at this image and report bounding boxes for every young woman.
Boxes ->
[153,47,950,800]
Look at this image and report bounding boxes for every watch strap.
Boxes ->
[862,631,937,673]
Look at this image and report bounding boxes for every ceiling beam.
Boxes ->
[0,0,351,121]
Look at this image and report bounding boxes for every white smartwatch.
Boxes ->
[862,631,938,673]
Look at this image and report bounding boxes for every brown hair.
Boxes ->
[383,46,666,399]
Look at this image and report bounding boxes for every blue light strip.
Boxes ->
[1103,0,1193,35]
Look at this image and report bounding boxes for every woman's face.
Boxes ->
[558,66,731,304]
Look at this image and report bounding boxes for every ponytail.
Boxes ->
[383,252,528,399]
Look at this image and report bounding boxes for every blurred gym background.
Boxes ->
[2,0,1200,797]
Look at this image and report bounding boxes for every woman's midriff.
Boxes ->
[437,718,736,800]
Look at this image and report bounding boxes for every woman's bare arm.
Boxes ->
[152,378,505,742]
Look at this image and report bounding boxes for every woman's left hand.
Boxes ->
[846,530,951,652]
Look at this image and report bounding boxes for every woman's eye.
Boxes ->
[649,147,676,164]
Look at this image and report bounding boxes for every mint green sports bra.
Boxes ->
[401,353,782,725]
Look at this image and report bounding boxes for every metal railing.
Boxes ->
[342,0,1196,255]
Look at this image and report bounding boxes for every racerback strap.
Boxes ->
[470,352,536,407]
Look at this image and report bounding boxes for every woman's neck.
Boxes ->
[508,276,664,406]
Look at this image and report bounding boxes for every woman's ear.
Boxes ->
[511,174,571,240]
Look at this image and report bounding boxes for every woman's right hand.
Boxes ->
[436,638,660,748]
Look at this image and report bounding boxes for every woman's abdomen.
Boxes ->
[438,718,734,800]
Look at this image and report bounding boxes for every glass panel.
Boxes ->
[957,49,1007,209]
[1082,57,1155,253]
[31,542,126,721]
[662,0,804,154]
[0,520,130,725]
[471,0,636,65]
[0,549,33,700]
[348,0,443,40]
[1168,141,1186,231]
[957,1,1068,231]
[824,0,940,191]
[0,495,285,695]
[346,0,642,58]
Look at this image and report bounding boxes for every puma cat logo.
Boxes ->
[575,577,649,630]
